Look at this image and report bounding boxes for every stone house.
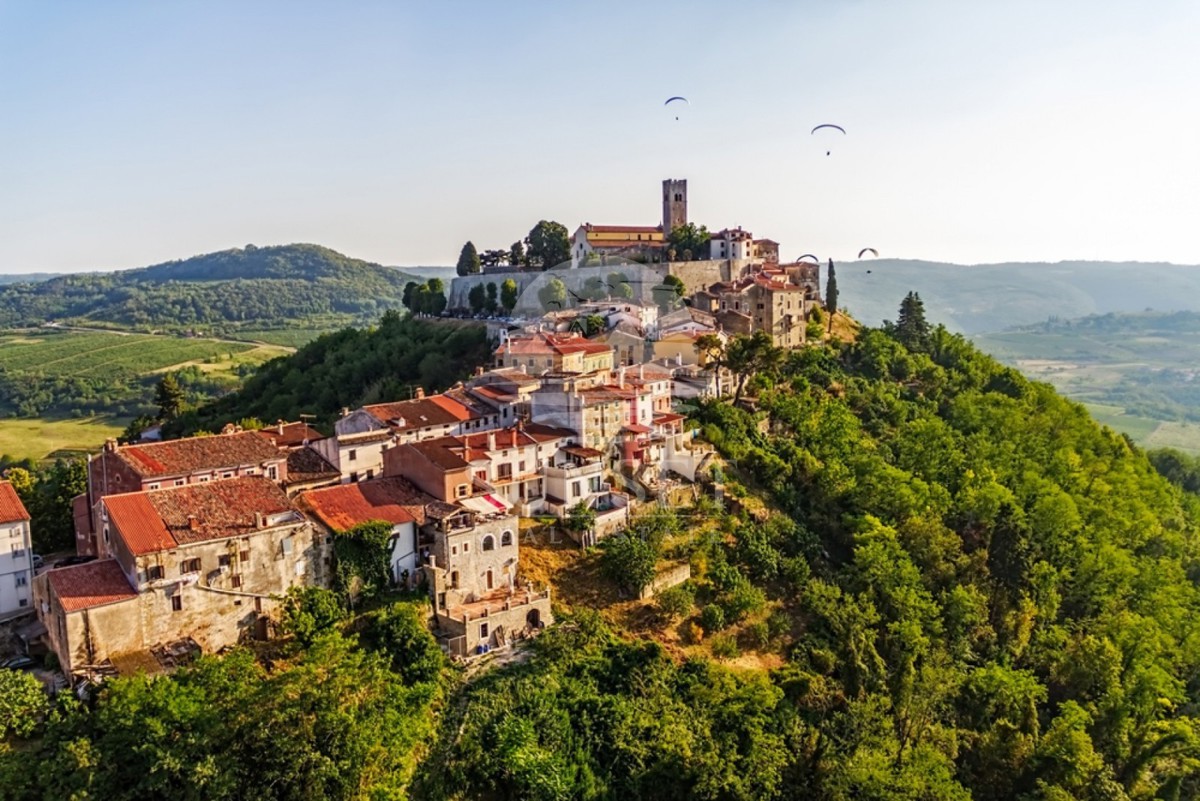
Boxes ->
[0,482,33,620]
[77,431,288,556]
[333,389,501,483]
[300,478,427,586]
[422,506,551,657]
[35,476,328,680]
[493,331,614,375]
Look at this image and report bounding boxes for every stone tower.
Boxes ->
[662,178,687,234]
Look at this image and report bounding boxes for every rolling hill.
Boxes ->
[0,243,424,337]
[837,259,1200,334]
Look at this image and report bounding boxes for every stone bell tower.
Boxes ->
[662,178,687,234]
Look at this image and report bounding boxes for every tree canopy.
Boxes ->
[526,221,572,270]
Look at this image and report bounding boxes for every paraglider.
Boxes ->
[858,247,878,259]
[664,96,688,120]
[811,123,846,155]
[797,254,820,264]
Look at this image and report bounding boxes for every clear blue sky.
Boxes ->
[2,1,1199,273]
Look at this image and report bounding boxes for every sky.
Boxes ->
[2,0,1200,273]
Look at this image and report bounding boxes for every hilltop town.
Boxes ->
[0,178,835,685]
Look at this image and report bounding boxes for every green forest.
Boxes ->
[0,244,422,335]
[170,311,492,435]
[7,311,1200,799]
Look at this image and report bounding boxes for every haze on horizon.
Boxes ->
[2,1,1199,275]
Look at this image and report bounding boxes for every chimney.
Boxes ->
[639,364,645,380]
[104,438,118,453]
[618,366,626,387]
[187,515,199,532]
[341,407,350,418]
[415,387,426,400]
[474,366,484,377]
[277,420,285,435]
[487,431,496,451]
[254,511,265,529]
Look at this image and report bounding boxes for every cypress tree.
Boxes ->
[455,241,481,276]
[825,259,839,318]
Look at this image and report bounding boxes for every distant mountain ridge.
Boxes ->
[0,244,424,334]
[836,259,1200,334]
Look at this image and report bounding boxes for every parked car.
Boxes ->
[0,655,36,671]
[52,555,96,569]
[31,554,43,569]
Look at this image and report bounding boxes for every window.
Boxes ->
[497,464,513,481]
[268,465,278,480]
[174,479,186,486]
[456,484,469,498]
[12,546,24,558]
[482,535,495,551]
[198,475,211,483]
[450,570,459,588]
[15,574,27,587]
[366,469,375,480]
[348,449,357,462]
[501,530,513,547]
[231,575,242,589]
[437,592,446,609]
[147,565,164,581]
[18,599,27,607]
[480,622,489,639]
[171,595,183,612]
[147,482,160,490]
[349,472,359,482]
[180,558,201,574]
[463,542,470,553]
[240,550,250,562]
[572,481,581,498]
[518,460,526,473]
[218,554,231,568]
[222,472,234,479]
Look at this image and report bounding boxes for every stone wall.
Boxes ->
[664,259,761,295]
[639,560,692,600]
[449,263,671,312]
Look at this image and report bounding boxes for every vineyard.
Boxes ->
[0,330,289,459]
[0,332,254,377]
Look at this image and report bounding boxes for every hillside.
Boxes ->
[170,312,492,435]
[10,319,1200,799]
[975,311,1200,453]
[0,243,423,337]
[838,259,1200,334]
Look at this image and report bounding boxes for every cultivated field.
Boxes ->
[0,331,255,376]
[0,416,127,462]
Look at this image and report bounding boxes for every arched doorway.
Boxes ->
[526,608,541,629]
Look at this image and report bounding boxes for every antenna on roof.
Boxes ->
[298,413,316,423]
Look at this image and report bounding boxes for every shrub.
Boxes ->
[279,585,346,646]
[600,533,659,598]
[710,633,740,659]
[656,583,695,620]
[747,620,770,649]
[700,603,727,633]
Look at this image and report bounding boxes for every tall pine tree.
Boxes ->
[895,291,931,350]
[155,374,185,420]
[455,241,481,276]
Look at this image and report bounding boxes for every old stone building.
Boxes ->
[423,506,551,657]
[77,431,288,556]
[36,476,328,679]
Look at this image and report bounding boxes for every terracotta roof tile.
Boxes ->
[362,394,483,432]
[0,481,29,523]
[107,477,298,556]
[46,559,137,612]
[117,431,283,478]
[301,478,432,529]
[285,448,341,485]
[255,422,324,448]
[582,224,663,235]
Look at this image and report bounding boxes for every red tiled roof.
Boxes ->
[301,479,422,531]
[255,422,324,449]
[497,332,613,358]
[582,224,663,235]
[105,494,176,556]
[285,448,341,485]
[362,394,481,432]
[0,481,29,523]
[117,431,283,478]
[46,559,137,612]
[107,477,298,555]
